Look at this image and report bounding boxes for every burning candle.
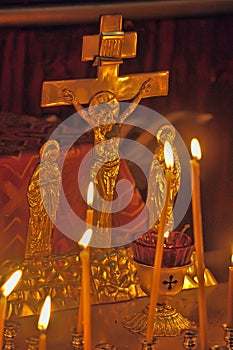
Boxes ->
[38,295,51,350]
[79,228,93,350]
[164,231,169,246]
[190,138,208,350]
[0,270,22,350]
[77,182,94,334]
[146,141,174,343]
[227,251,233,326]
[86,181,94,227]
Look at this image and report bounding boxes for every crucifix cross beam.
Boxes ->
[41,14,169,107]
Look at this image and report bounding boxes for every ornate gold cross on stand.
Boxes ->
[41,13,169,246]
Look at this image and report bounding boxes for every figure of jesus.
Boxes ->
[63,78,152,246]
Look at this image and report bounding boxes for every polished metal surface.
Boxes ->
[24,140,61,260]
[123,261,195,337]
[13,280,228,349]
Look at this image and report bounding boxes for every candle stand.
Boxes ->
[124,231,195,336]
[3,321,19,350]
[208,324,233,350]
[124,261,195,336]
[95,343,117,349]
[223,324,233,349]
[25,336,39,350]
[139,336,158,349]
[182,329,198,349]
[71,328,84,350]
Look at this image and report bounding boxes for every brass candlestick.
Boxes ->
[209,324,233,350]
[182,329,198,349]
[71,328,84,350]
[123,261,195,336]
[25,336,39,350]
[3,321,20,350]
[95,344,117,349]
[223,324,233,350]
[139,337,158,349]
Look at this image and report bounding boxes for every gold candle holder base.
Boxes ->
[209,324,233,350]
[139,336,158,349]
[3,321,20,350]
[124,303,195,337]
[95,343,117,349]
[182,328,198,349]
[71,328,84,350]
[123,261,196,336]
[25,336,39,350]
[223,324,233,350]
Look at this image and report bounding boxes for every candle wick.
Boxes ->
[181,224,190,234]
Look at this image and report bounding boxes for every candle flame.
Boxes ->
[164,231,169,239]
[79,228,93,248]
[38,295,51,331]
[191,138,202,160]
[1,270,22,297]
[87,181,94,206]
[231,253,233,266]
[164,141,174,169]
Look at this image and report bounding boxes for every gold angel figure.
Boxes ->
[146,124,181,232]
[24,140,61,259]
[63,79,152,246]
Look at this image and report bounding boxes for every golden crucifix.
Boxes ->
[41,14,169,246]
[41,14,168,106]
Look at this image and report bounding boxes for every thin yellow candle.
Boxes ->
[227,251,233,326]
[0,270,22,350]
[190,138,208,350]
[146,141,174,343]
[0,297,6,350]
[79,228,93,350]
[86,181,94,226]
[77,182,94,333]
[38,295,51,350]
[77,281,84,334]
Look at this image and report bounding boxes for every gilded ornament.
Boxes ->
[146,124,181,232]
[24,140,61,260]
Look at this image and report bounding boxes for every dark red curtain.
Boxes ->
[0,14,232,251]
